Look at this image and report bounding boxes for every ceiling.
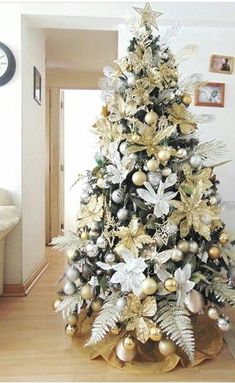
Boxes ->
[45,29,118,71]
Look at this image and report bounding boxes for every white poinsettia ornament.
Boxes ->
[174,264,195,306]
[97,249,147,295]
[137,175,178,218]
[106,152,136,185]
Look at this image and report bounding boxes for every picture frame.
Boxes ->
[209,54,234,74]
[195,82,225,108]
[33,66,41,105]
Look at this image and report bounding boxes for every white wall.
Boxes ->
[63,89,101,231]
[118,24,235,231]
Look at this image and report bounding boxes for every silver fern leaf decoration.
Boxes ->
[194,140,228,165]
[156,300,195,362]
[194,114,215,124]
[85,293,122,346]
[204,280,235,307]
[178,73,204,94]
[51,231,84,252]
[161,21,182,46]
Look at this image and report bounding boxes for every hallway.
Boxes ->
[0,248,234,382]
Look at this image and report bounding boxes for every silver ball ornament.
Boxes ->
[161,167,172,177]
[96,236,108,249]
[66,266,80,282]
[128,153,138,161]
[63,281,77,295]
[119,141,129,155]
[217,315,230,331]
[189,154,202,169]
[176,148,187,159]
[166,223,178,234]
[86,243,98,258]
[90,221,101,232]
[104,252,116,264]
[147,171,162,187]
[171,247,183,262]
[112,189,125,204]
[89,230,100,240]
[117,208,129,221]
[189,241,199,253]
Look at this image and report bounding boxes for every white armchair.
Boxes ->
[0,188,21,295]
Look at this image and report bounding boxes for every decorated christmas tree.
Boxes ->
[52,3,235,372]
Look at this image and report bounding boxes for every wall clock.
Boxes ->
[0,42,16,86]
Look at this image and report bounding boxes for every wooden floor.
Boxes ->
[0,247,235,382]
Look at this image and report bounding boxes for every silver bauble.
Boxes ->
[63,280,77,295]
[161,167,172,177]
[116,339,137,362]
[128,153,138,161]
[112,189,125,204]
[80,191,90,203]
[89,230,100,240]
[176,148,187,159]
[119,141,129,155]
[90,221,101,232]
[200,214,212,225]
[117,208,129,221]
[189,241,199,253]
[147,171,162,187]
[166,223,178,234]
[96,236,108,249]
[207,306,220,320]
[86,243,98,258]
[185,289,204,314]
[66,266,80,282]
[116,296,126,310]
[217,315,230,331]
[104,252,116,264]
[189,154,202,169]
[171,247,183,262]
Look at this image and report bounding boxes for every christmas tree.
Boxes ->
[52,3,235,371]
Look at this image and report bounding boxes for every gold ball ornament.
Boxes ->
[158,339,176,357]
[164,278,177,292]
[147,158,159,172]
[208,245,221,260]
[80,231,89,241]
[207,306,220,321]
[123,335,136,351]
[142,277,158,295]
[116,339,137,362]
[149,326,162,342]
[144,111,159,125]
[91,298,103,312]
[177,240,190,253]
[67,313,78,326]
[158,148,171,162]
[218,232,229,246]
[182,94,192,105]
[65,324,78,337]
[52,297,62,311]
[102,105,109,117]
[80,284,94,300]
[111,323,122,335]
[132,170,147,186]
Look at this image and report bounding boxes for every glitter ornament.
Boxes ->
[218,232,229,246]
[149,326,163,341]
[147,171,162,187]
[112,189,125,204]
[217,315,230,331]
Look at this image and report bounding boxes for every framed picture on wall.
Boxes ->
[33,66,41,105]
[209,54,234,74]
[195,82,225,107]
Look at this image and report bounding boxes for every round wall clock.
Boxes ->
[0,42,16,86]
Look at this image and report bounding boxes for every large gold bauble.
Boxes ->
[164,278,177,292]
[158,339,176,357]
[80,284,94,300]
[177,240,190,253]
[147,158,159,172]
[142,277,158,295]
[149,326,162,342]
[52,297,62,311]
[67,313,78,326]
[65,324,78,337]
[158,148,171,162]
[144,111,159,125]
[123,336,136,351]
[208,245,221,260]
[111,323,122,335]
[132,171,147,186]
[102,105,109,117]
[80,231,89,241]
[182,94,192,105]
[91,298,103,312]
[185,289,204,314]
[207,306,220,320]
[218,232,229,246]
[116,339,137,362]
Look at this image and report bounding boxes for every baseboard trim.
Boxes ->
[2,258,49,297]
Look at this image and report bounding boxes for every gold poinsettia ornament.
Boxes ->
[167,102,197,135]
[181,163,213,193]
[114,217,154,257]
[122,294,157,343]
[77,195,104,228]
[169,182,222,240]
[128,46,153,74]
[93,117,122,146]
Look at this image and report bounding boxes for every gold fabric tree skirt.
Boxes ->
[74,313,224,373]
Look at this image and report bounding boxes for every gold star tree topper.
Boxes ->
[133,2,163,30]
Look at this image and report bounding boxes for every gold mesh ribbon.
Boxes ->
[73,312,223,374]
